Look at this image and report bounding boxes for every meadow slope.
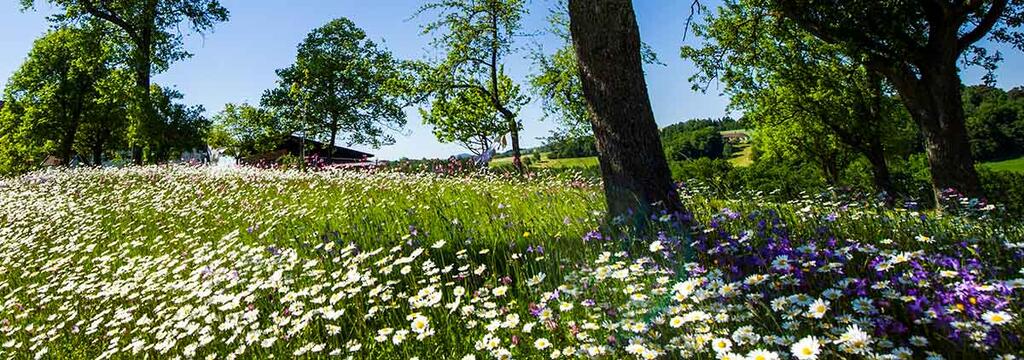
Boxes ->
[0,166,1022,359]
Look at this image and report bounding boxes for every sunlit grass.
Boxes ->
[982,156,1024,173]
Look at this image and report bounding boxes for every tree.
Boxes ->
[661,125,725,162]
[212,103,293,159]
[419,82,520,156]
[682,2,917,195]
[0,26,109,170]
[751,107,857,186]
[76,68,133,165]
[148,85,209,162]
[545,131,598,159]
[568,0,684,218]
[963,84,1024,161]
[262,18,408,159]
[530,0,661,139]
[414,0,529,169]
[763,0,1024,202]
[23,0,229,164]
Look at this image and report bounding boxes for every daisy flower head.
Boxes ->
[649,240,664,253]
[983,311,1013,325]
[790,336,822,360]
[746,349,779,360]
[806,299,829,319]
[710,338,732,353]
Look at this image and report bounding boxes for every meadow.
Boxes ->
[1,166,1023,359]
[982,156,1024,173]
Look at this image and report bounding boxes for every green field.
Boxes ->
[983,156,1024,172]
[491,152,599,169]
[1,166,1022,359]
[727,142,754,167]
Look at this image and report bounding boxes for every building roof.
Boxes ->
[278,135,374,161]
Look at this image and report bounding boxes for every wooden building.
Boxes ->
[245,135,374,165]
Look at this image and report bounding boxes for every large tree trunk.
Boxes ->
[59,94,85,165]
[568,0,684,219]
[92,141,104,166]
[132,2,158,166]
[888,58,983,205]
[59,117,80,165]
[130,46,153,165]
[865,141,894,197]
[863,72,895,197]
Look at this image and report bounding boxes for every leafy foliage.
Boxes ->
[0,25,117,174]
[22,0,229,164]
[212,103,293,158]
[758,0,1024,199]
[963,85,1024,161]
[146,85,210,162]
[545,132,597,159]
[682,1,919,191]
[413,0,529,159]
[261,18,409,151]
[420,75,525,156]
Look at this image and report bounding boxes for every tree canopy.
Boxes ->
[22,0,229,164]
[211,103,294,159]
[963,84,1024,161]
[261,18,409,156]
[0,25,114,173]
[760,0,1024,202]
[682,1,919,194]
[414,0,530,167]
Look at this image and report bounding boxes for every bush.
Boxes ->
[980,167,1024,215]
[548,136,598,159]
[662,126,725,161]
[669,157,829,201]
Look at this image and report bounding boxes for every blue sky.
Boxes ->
[2,1,1023,160]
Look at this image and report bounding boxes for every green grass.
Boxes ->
[727,142,754,167]
[1,166,1022,359]
[719,129,753,136]
[492,152,599,170]
[535,154,599,169]
[982,156,1024,172]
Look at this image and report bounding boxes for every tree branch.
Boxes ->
[958,0,1008,53]
[81,0,140,44]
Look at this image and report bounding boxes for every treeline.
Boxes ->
[541,117,747,161]
[659,85,1024,212]
[661,117,747,161]
[0,25,211,175]
[964,85,1024,162]
[1,1,229,175]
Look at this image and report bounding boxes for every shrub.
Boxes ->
[980,167,1024,215]
[548,136,598,159]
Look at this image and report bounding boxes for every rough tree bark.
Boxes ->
[568,0,684,219]
[865,141,894,196]
[82,0,158,165]
[878,44,982,204]
[774,0,1003,205]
